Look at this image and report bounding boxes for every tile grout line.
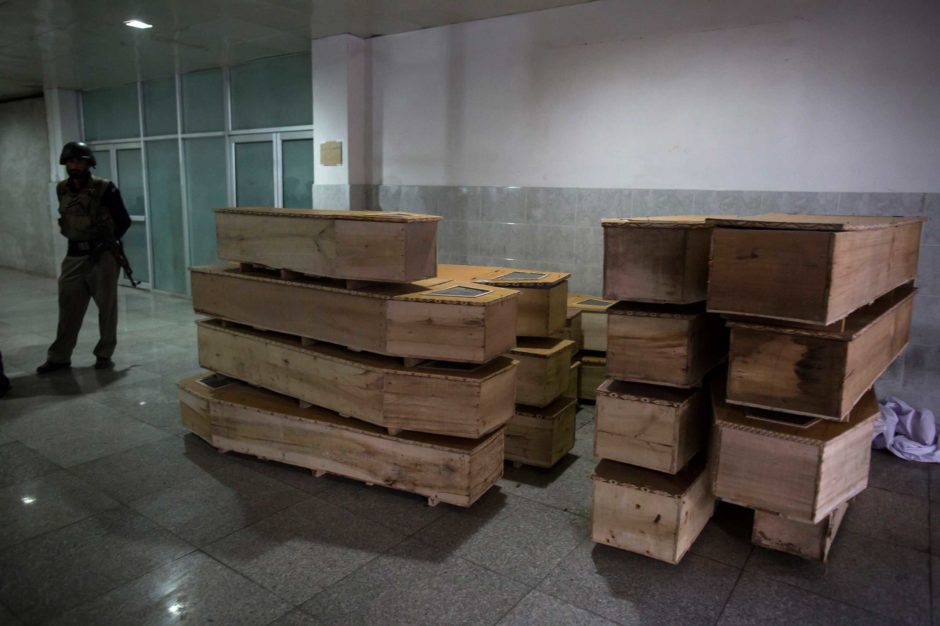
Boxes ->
[712,545,753,624]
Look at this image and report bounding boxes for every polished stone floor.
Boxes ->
[0,266,935,625]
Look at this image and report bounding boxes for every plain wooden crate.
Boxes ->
[568,295,615,352]
[707,214,925,325]
[607,302,727,388]
[603,216,719,304]
[437,264,569,337]
[191,264,517,363]
[752,501,849,562]
[197,319,517,438]
[578,352,607,401]
[567,360,580,400]
[711,380,878,524]
[592,456,715,564]
[215,208,440,282]
[595,379,707,474]
[178,374,504,507]
[505,396,577,468]
[508,337,576,408]
[727,284,915,420]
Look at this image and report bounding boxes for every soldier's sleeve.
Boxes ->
[103,182,132,239]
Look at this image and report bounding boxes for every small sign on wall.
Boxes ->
[320,141,343,166]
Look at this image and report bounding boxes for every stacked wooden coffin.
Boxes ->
[178,208,521,507]
[437,265,577,468]
[566,294,615,402]
[591,216,725,564]
[707,213,922,561]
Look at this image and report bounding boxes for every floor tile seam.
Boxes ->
[0,439,67,481]
[526,536,636,626]
[839,526,931,554]
[0,498,127,559]
[712,556,748,625]
[401,529,543,592]
[496,483,592,520]
[125,480,319,548]
[729,569,908,625]
[260,531,414,614]
[34,545,202,624]
[865,482,931,500]
[195,546,312,610]
[929,467,934,623]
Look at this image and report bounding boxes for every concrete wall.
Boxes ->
[366,0,940,410]
[0,97,56,277]
[370,0,940,191]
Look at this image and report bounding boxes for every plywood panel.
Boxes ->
[178,374,503,507]
[508,337,575,407]
[568,295,614,352]
[727,285,915,419]
[602,216,716,303]
[215,207,441,282]
[592,456,714,564]
[712,379,878,523]
[607,302,727,388]
[708,215,924,324]
[752,501,849,562]
[595,379,707,474]
[504,397,577,468]
[191,264,517,363]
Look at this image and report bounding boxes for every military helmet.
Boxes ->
[59,141,96,167]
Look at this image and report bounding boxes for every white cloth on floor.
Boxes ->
[872,397,940,463]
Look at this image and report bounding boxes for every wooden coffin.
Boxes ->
[437,264,569,337]
[595,379,707,474]
[554,309,584,353]
[607,302,727,388]
[567,360,580,400]
[603,216,720,304]
[505,397,577,468]
[578,352,607,401]
[568,295,615,352]
[215,208,440,282]
[196,319,517,438]
[190,264,517,363]
[711,381,877,524]
[752,501,849,562]
[727,284,915,420]
[508,337,576,408]
[707,214,924,325]
[177,374,504,507]
[592,456,715,564]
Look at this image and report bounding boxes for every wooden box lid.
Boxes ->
[706,213,925,231]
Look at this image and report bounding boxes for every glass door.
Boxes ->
[88,143,152,288]
[230,130,313,208]
[232,135,275,207]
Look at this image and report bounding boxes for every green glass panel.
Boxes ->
[115,148,145,217]
[184,137,227,266]
[235,141,274,206]
[282,138,313,208]
[181,68,225,133]
[145,140,187,293]
[230,53,312,130]
[142,77,178,136]
[121,221,150,284]
[82,83,140,141]
[94,150,112,180]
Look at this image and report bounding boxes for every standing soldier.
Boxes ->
[37,142,132,374]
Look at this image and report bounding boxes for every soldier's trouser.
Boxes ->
[47,254,120,363]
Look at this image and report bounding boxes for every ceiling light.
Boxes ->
[21,496,36,505]
[124,19,153,29]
